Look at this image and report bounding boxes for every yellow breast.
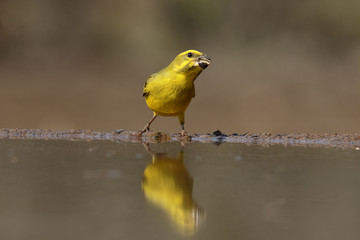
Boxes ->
[145,74,195,116]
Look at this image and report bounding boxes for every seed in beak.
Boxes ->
[197,56,211,69]
[199,62,208,69]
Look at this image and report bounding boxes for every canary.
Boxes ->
[142,50,211,136]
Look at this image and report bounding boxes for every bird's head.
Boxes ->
[169,50,211,73]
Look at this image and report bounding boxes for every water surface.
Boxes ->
[0,139,359,240]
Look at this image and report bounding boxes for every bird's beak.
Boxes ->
[194,55,211,69]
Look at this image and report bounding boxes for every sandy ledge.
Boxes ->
[1,128,360,149]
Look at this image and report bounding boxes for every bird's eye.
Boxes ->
[187,52,193,58]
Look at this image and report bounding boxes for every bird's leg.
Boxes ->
[142,114,157,133]
[178,113,188,137]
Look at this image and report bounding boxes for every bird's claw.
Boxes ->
[141,126,150,133]
[180,130,188,137]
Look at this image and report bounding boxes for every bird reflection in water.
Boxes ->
[142,143,204,235]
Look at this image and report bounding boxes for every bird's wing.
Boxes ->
[143,74,156,97]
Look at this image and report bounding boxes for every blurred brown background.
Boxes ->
[1,0,359,134]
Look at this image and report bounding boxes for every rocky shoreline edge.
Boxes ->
[1,128,360,149]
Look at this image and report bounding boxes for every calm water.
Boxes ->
[0,139,359,240]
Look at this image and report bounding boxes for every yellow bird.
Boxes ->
[142,50,211,136]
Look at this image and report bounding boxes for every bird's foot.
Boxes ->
[180,130,191,144]
[141,115,157,134]
[141,125,150,133]
[180,130,189,137]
